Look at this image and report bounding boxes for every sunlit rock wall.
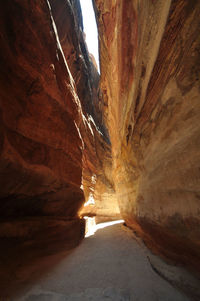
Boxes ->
[95,0,200,271]
[49,0,120,220]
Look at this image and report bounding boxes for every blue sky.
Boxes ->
[80,0,100,71]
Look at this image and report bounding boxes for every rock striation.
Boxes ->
[1,0,199,280]
[94,0,200,272]
[0,0,118,256]
[0,0,87,251]
[48,0,120,221]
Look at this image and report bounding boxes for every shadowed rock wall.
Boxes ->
[0,0,86,249]
[0,1,120,295]
[95,0,200,271]
[0,0,120,253]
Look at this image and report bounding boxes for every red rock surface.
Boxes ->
[2,0,199,283]
[0,0,85,248]
[49,0,120,220]
[0,0,118,256]
[0,1,116,295]
[95,0,200,272]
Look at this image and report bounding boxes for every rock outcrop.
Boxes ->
[95,0,200,272]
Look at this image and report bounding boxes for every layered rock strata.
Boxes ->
[49,0,120,220]
[0,0,87,250]
[0,0,120,254]
[95,0,200,271]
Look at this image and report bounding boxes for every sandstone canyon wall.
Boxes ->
[48,0,120,220]
[95,0,200,271]
[0,0,87,251]
[1,0,199,277]
[0,0,119,255]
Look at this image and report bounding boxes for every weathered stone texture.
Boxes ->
[0,0,85,248]
[0,0,118,253]
[48,0,119,220]
[95,0,200,271]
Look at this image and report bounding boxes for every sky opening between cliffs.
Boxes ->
[80,0,100,73]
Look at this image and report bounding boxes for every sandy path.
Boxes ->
[17,221,189,301]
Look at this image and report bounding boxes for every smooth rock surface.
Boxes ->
[94,0,200,271]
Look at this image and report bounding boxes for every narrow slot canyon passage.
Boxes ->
[15,221,190,301]
[0,0,200,300]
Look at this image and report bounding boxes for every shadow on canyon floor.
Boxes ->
[1,220,200,300]
[0,218,86,299]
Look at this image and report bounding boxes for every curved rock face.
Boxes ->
[0,0,119,252]
[0,0,86,249]
[95,0,200,271]
[48,0,120,220]
[2,0,199,276]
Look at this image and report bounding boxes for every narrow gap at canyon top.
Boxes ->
[80,0,100,73]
